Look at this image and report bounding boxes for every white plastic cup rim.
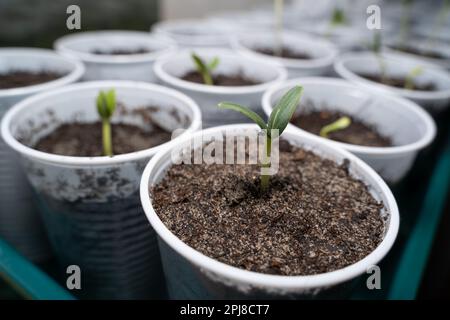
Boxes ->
[1,80,202,167]
[334,52,450,101]
[262,77,437,156]
[153,48,288,95]
[232,30,339,69]
[0,48,85,98]
[54,30,176,65]
[140,124,399,291]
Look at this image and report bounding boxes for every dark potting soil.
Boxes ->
[255,47,312,59]
[0,71,65,89]
[292,110,393,147]
[181,71,260,86]
[34,121,171,157]
[391,45,446,60]
[151,139,386,276]
[358,73,436,91]
[91,48,151,55]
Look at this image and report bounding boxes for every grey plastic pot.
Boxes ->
[140,124,399,299]
[0,48,84,262]
[1,81,201,299]
[262,78,436,184]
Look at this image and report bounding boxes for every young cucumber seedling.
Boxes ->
[372,32,388,84]
[191,52,220,85]
[404,66,424,90]
[320,116,351,138]
[219,86,303,192]
[96,89,116,156]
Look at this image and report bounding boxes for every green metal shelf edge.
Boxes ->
[388,134,450,300]
[0,239,75,300]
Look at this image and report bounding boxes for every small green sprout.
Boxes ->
[331,8,347,26]
[218,86,303,192]
[320,116,351,138]
[427,0,450,49]
[96,89,116,156]
[273,0,284,56]
[191,53,219,85]
[404,66,424,90]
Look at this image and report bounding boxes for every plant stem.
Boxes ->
[261,134,272,192]
[102,119,113,156]
[202,71,213,86]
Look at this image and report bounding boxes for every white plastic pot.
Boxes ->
[140,124,399,299]
[0,48,84,262]
[153,48,287,128]
[152,19,232,48]
[232,30,338,79]
[54,30,175,82]
[262,77,436,184]
[1,81,201,299]
[334,52,450,112]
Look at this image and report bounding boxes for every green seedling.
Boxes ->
[218,86,303,192]
[404,66,424,90]
[191,53,219,85]
[320,116,351,138]
[96,89,116,156]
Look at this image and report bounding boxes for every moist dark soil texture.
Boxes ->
[181,71,260,86]
[151,140,386,276]
[34,121,171,156]
[391,45,446,60]
[358,73,436,91]
[91,48,151,55]
[255,47,312,59]
[292,110,392,147]
[0,71,64,89]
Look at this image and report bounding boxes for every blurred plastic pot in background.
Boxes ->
[0,48,84,262]
[54,30,175,82]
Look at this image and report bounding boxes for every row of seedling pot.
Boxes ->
[0,29,449,299]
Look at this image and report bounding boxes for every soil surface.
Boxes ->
[34,121,171,156]
[255,47,312,59]
[151,139,386,276]
[391,45,446,60]
[181,71,260,86]
[0,71,64,89]
[292,110,392,147]
[91,48,150,55]
[358,73,436,91]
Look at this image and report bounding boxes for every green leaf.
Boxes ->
[208,57,220,71]
[267,86,303,136]
[331,8,346,26]
[191,53,213,85]
[320,116,351,138]
[218,102,267,130]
